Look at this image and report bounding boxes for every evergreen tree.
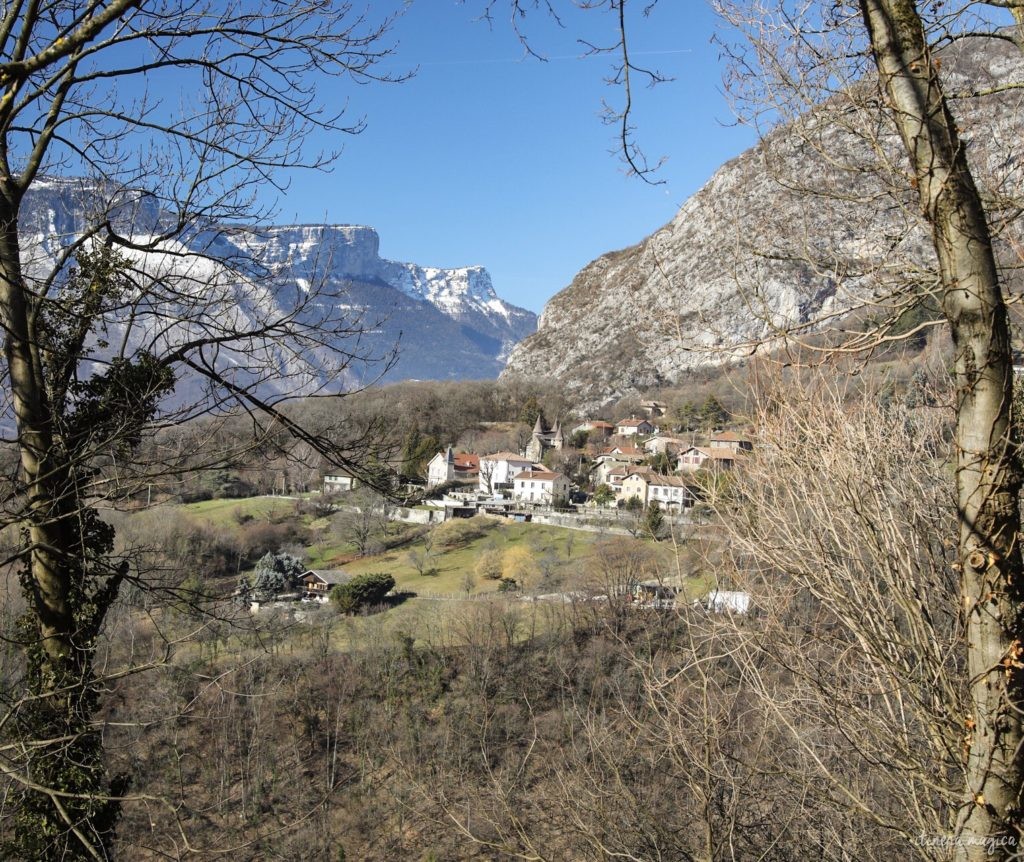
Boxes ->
[643,501,666,540]
[518,395,542,427]
[699,395,729,431]
[252,551,305,598]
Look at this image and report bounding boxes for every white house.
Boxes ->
[702,590,752,614]
[676,446,741,472]
[323,472,357,494]
[643,435,689,455]
[615,417,657,437]
[478,452,538,494]
[426,447,480,488]
[592,449,646,486]
[512,469,570,504]
[646,474,696,509]
[601,465,651,497]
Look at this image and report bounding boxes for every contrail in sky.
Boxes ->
[418,48,693,66]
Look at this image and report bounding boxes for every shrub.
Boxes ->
[502,545,539,589]
[240,520,307,559]
[330,572,396,614]
[474,547,504,580]
[434,516,492,550]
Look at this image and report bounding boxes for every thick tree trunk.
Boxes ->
[0,194,125,860]
[0,196,76,672]
[860,2,1024,857]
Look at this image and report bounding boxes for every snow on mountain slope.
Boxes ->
[17,184,537,389]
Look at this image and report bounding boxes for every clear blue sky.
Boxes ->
[273,2,757,314]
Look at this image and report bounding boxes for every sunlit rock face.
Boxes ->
[503,34,1024,410]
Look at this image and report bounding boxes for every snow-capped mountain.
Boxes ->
[18,181,537,391]
[229,223,536,368]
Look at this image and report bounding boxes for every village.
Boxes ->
[324,400,753,518]
[285,400,757,616]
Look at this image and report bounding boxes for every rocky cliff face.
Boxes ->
[19,184,536,389]
[234,224,535,368]
[502,34,1024,408]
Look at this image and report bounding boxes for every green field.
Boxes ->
[157,498,708,627]
[181,495,296,526]
[339,519,591,593]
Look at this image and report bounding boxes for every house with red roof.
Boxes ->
[709,431,754,452]
[676,446,743,472]
[615,417,658,437]
[619,471,696,509]
[426,447,480,488]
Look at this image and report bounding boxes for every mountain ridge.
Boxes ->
[19,183,537,386]
[502,32,1024,408]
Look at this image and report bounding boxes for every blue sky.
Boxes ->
[273,2,757,314]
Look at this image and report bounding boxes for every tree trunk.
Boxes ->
[0,195,78,671]
[0,192,122,861]
[860,1,1024,857]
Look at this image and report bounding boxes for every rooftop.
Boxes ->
[514,469,564,481]
[481,451,533,462]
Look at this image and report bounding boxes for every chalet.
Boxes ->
[512,469,570,504]
[426,447,480,488]
[478,452,538,495]
[615,417,657,437]
[709,431,754,453]
[301,569,350,601]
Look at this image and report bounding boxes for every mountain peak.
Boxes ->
[21,181,537,385]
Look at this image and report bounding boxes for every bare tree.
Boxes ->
[697,369,963,855]
[704,3,1024,855]
[487,0,1024,854]
[0,1,404,857]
